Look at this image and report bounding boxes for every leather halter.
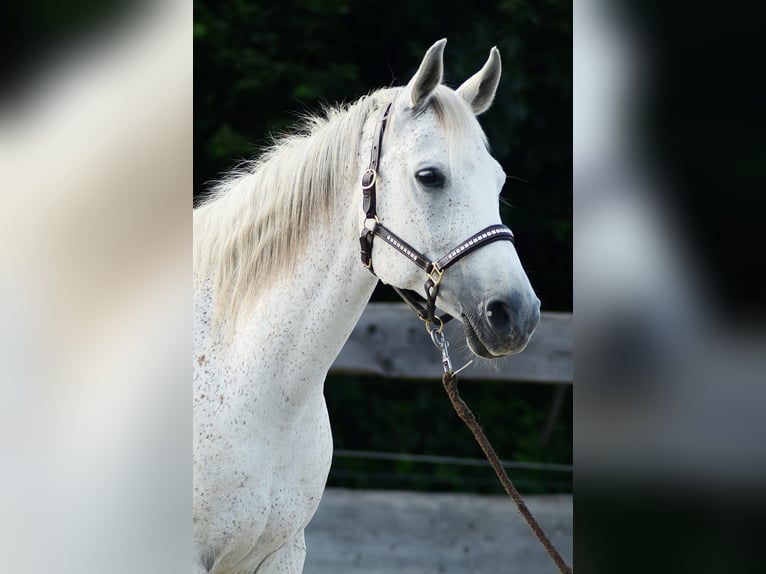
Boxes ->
[359,102,515,331]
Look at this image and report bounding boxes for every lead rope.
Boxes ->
[432,335,573,574]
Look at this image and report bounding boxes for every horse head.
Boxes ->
[363,39,540,358]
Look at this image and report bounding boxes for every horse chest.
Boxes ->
[194,352,333,564]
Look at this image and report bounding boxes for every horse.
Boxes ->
[193,38,540,574]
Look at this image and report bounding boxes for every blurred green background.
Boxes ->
[194,0,571,493]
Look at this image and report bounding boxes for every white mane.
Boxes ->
[193,85,485,326]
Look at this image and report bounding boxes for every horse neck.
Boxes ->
[197,99,390,396]
[234,187,378,389]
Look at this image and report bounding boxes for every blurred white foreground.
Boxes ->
[0,1,191,572]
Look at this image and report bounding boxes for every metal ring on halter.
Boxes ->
[361,168,377,190]
[425,314,445,335]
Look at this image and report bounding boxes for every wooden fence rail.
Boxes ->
[330,303,572,383]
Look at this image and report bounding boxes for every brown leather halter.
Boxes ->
[359,101,516,333]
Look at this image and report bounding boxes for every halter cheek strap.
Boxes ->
[359,102,515,331]
[359,102,391,269]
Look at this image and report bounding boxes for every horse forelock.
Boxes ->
[426,85,490,156]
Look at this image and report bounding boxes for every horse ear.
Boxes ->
[405,38,447,110]
[456,46,502,115]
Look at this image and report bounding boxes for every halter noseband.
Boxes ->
[359,102,516,332]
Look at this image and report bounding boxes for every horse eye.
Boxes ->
[415,168,445,188]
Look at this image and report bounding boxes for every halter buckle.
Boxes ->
[363,216,379,232]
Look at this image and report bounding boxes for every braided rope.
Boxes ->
[441,371,573,574]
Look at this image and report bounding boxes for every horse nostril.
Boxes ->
[485,299,512,333]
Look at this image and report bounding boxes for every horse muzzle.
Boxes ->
[461,292,541,358]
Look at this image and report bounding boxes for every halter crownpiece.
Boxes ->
[359,101,516,332]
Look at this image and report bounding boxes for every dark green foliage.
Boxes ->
[325,375,572,494]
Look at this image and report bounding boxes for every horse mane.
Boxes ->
[194,85,485,327]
